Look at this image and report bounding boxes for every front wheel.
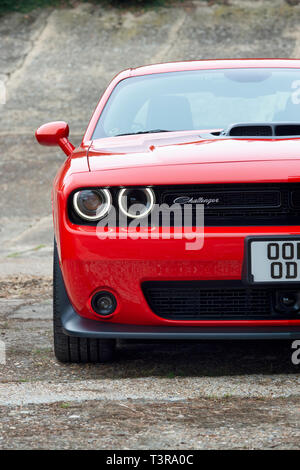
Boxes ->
[53,241,116,363]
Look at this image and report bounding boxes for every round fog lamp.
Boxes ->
[281,294,296,307]
[275,290,300,314]
[92,291,117,316]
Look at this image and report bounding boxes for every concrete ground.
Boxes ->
[0,0,300,449]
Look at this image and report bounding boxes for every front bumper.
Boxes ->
[58,254,300,339]
[62,308,300,340]
[57,224,300,328]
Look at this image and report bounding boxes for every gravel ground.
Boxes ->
[1,397,300,450]
[1,376,300,407]
[0,277,299,449]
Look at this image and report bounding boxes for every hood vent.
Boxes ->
[225,123,300,137]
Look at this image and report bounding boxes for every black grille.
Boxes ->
[68,183,300,227]
[142,280,300,320]
[156,183,300,226]
[226,123,300,137]
[229,125,272,136]
[276,125,300,136]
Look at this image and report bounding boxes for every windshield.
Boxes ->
[92,68,300,139]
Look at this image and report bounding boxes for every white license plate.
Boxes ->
[248,238,300,284]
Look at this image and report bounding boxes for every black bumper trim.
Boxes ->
[61,309,300,340]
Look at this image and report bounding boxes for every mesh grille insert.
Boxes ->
[142,281,300,320]
[156,183,300,226]
[229,125,272,136]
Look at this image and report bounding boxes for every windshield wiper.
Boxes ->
[115,129,171,137]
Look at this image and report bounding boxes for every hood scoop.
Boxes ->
[224,123,300,137]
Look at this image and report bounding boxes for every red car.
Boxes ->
[36,59,300,363]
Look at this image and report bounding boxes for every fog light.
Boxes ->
[275,291,300,314]
[281,295,296,307]
[92,291,117,316]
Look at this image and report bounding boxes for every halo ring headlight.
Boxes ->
[73,188,112,221]
[118,187,155,219]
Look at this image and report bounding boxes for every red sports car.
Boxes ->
[36,59,300,363]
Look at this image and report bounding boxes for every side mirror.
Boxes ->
[35,121,75,156]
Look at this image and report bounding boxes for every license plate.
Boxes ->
[247,237,300,284]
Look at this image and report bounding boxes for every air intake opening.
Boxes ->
[275,124,300,136]
[225,122,300,137]
[142,280,300,320]
[229,125,272,137]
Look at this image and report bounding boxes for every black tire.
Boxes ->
[53,241,116,363]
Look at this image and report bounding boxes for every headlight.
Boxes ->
[118,187,155,219]
[73,189,111,221]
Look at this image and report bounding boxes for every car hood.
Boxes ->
[87,132,300,185]
[89,132,300,167]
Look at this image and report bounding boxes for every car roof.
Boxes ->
[125,58,300,78]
